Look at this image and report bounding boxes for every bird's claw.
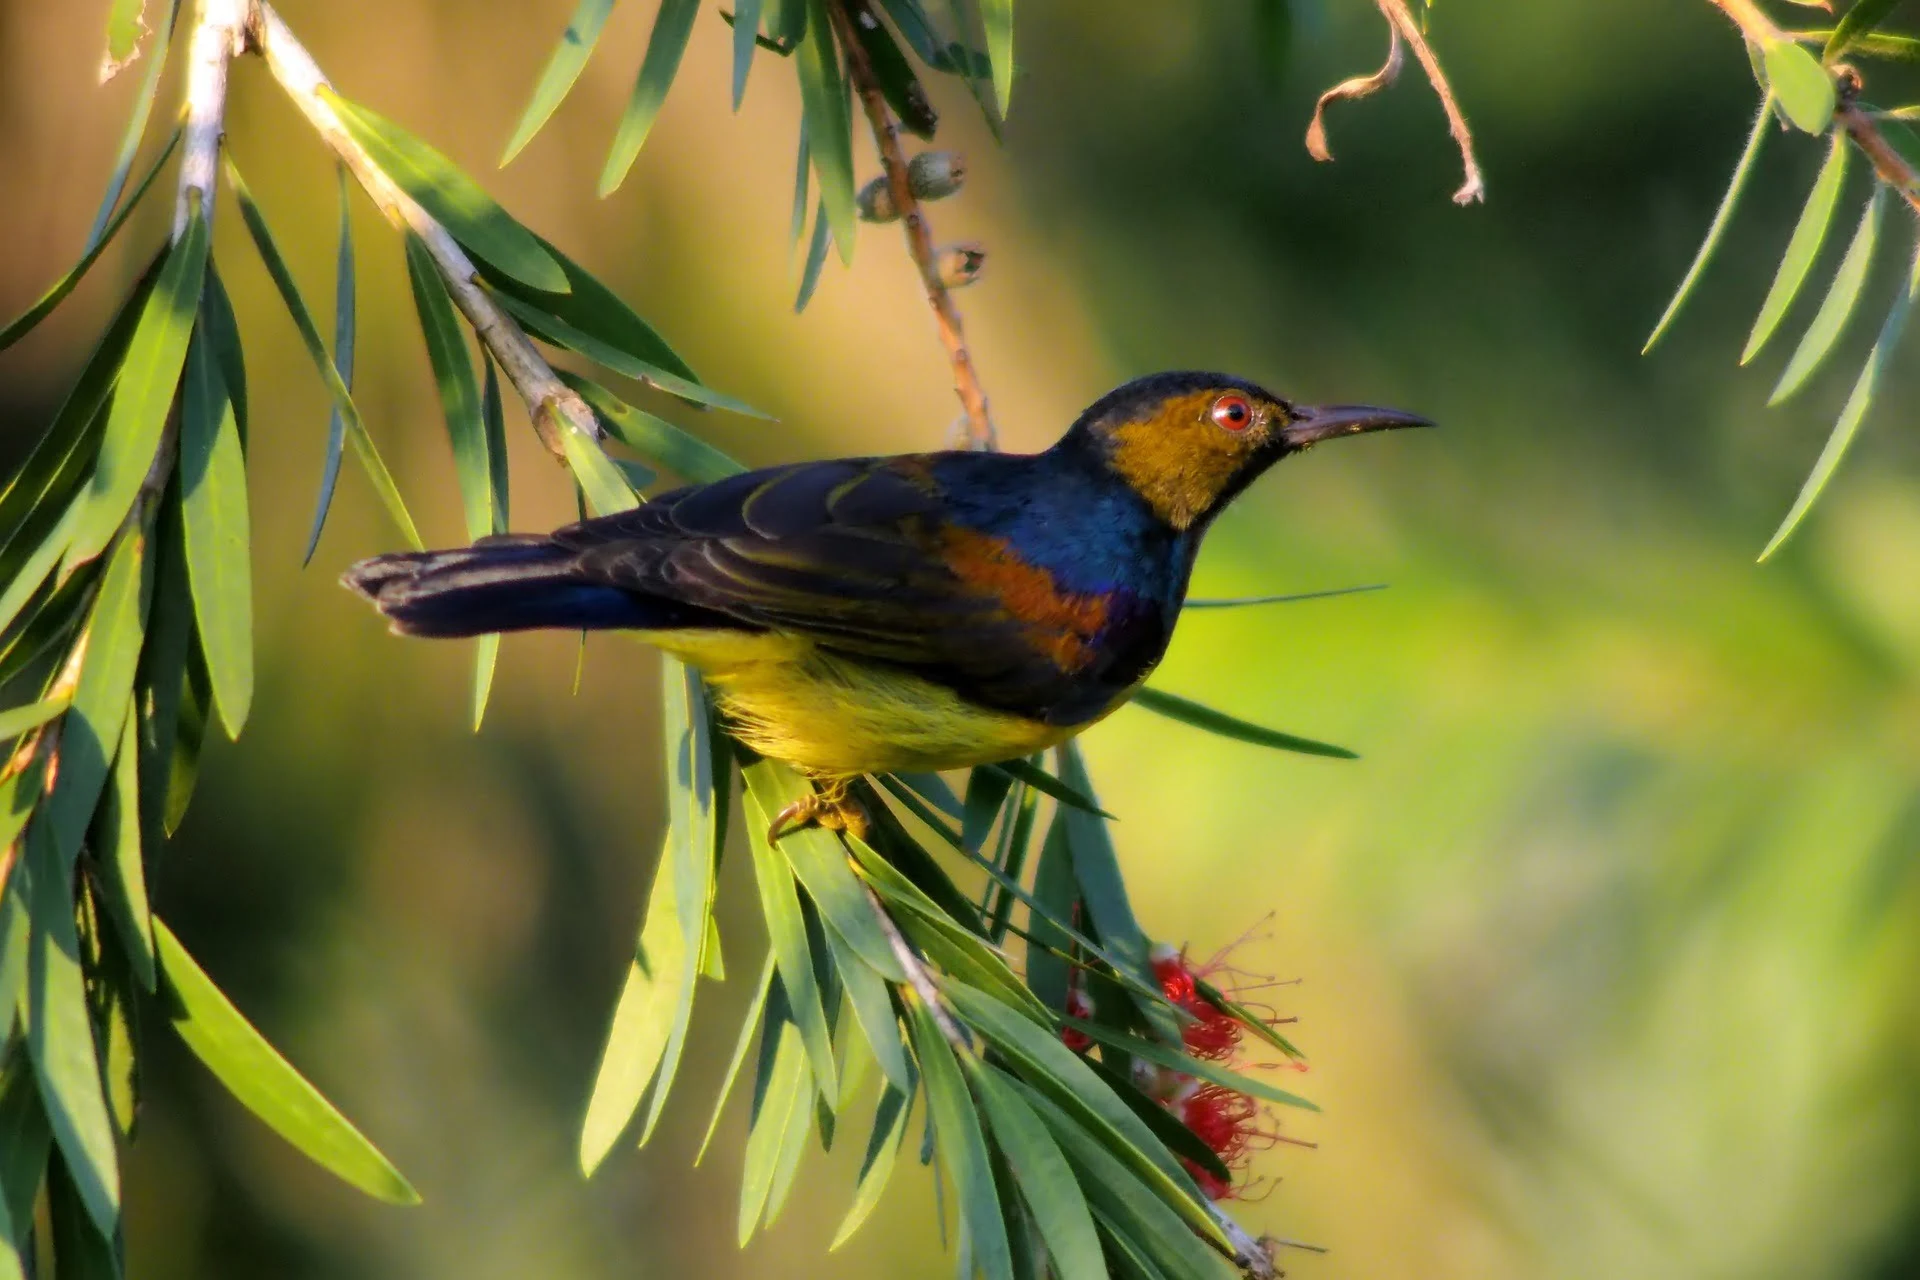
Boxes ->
[765,783,870,845]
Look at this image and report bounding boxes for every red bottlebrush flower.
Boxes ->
[1151,943,1244,1062]
[1059,983,1095,1053]
[1176,1084,1269,1201]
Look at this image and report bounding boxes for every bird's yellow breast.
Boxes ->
[644,629,1087,778]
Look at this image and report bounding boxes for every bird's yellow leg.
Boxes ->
[765,775,870,845]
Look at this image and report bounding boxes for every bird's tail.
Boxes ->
[344,536,664,638]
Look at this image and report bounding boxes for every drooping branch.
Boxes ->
[828,0,997,449]
[1375,0,1484,204]
[245,0,600,460]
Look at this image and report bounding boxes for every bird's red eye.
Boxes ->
[1210,394,1252,431]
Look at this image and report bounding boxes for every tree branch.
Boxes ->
[1375,0,1484,204]
[1708,0,1789,44]
[828,0,996,449]
[245,0,600,460]
[176,0,248,240]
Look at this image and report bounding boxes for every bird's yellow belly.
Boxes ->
[644,629,1085,777]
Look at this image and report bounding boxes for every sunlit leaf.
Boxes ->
[980,0,1014,116]
[737,1012,811,1244]
[1130,686,1356,759]
[742,783,841,1105]
[1762,38,1837,133]
[795,201,833,312]
[404,233,493,544]
[697,952,777,1164]
[970,1063,1106,1279]
[45,533,147,873]
[797,0,857,264]
[225,157,422,549]
[69,199,207,565]
[94,713,156,993]
[135,490,191,852]
[1743,126,1849,364]
[732,0,765,107]
[821,923,913,1094]
[1825,0,1906,60]
[830,1074,916,1249]
[1773,184,1884,404]
[22,823,120,1240]
[502,0,619,165]
[102,0,148,69]
[578,832,689,1174]
[1760,239,1920,560]
[1184,583,1385,609]
[560,374,748,483]
[305,167,355,565]
[789,124,812,249]
[180,328,252,740]
[560,427,640,516]
[0,698,68,742]
[598,0,701,195]
[988,756,1111,819]
[322,89,569,293]
[1063,1017,1317,1110]
[93,1,176,244]
[910,1003,1014,1280]
[155,918,419,1203]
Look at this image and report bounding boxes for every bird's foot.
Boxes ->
[766,779,870,844]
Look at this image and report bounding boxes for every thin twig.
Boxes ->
[1375,0,1484,204]
[1838,102,1920,216]
[246,0,600,460]
[864,881,970,1047]
[828,0,996,449]
[176,0,248,239]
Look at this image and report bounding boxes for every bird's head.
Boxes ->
[1059,371,1431,531]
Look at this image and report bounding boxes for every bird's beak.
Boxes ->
[1281,403,1434,448]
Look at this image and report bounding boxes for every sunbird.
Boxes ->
[346,372,1427,835]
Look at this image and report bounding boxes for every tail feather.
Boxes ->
[343,538,723,639]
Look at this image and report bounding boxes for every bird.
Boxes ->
[344,371,1428,837]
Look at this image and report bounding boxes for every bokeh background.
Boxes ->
[6,1,1920,1276]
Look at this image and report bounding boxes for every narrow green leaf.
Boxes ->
[794,200,833,312]
[1096,1211,1174,1280]
[636,663,719,1145]
[0,698,69,742]
[1826,0,1905,62]
[23,824,121,1239]
[225,157,422,549]
[163,646,211,836]
[821,922,912,1094]
[560,374,748,483]
[473,228,702,386]
[1743,125,1849,363]
[180,329,252,740]
[697,951,777,1164]
[885,770,964,821]
[95,713,156,993]
[1845,31,1920,60]
[502,0,619,165]
[496,291,762,416]
[1081,1055,1231,1187]
[46,532,147,873]
[963,765,1014,853]
[305,167,355,565]
[598,0,702,195]
[989,756,1112,819]
[404,232,492,543]
[741,762,904,979]
[1012,1079,1229,1280]
[323,90,568,293]
[847,2,937,137]
[578,832,688,1174]
[1055,744,1174,1038]
[744,785,841,1105]
[560,428,641,516]
[1760,239,1920,560]
[970,1063,1106,1280]
[732,0,765,107]
[847,801,985,930]
[1194,975,1302,1060]
[1647,95,1773,353]
[71,201,209,565]
[761,1033,821,1227]
[472,356,509,732]
[980,0,1013,115]
[1185,583,1385,609]
[0,1049,52,1266]
[0,127,181,354]
[1763,38,1838,133]
[135,489,191,853]
[1063,1017,1317,1111]
[1773,185,1885,403]
[1129,686,1356,759]
[155,917,420,1203]
[894,908,1049,1020]
[789,124,812,248]
[797,0,858,264]
[910,1005,1014,1280]
[944,981,1228,1248]
[200,263,247,444]
[830,1075,916,1249]
[1025,820,1075,1013]
[46,1151,120,1280]
[92,0,176,250]
[737,1016,810,1245]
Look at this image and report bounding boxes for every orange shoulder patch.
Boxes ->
[936,526,1110,672]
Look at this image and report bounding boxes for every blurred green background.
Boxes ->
[6,1,1920,1276]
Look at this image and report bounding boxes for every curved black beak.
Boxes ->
[1281,403,1434,449]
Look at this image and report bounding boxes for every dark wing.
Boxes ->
[549,456,1114,718]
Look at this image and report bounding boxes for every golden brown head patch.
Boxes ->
[1101,387,1288,529]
